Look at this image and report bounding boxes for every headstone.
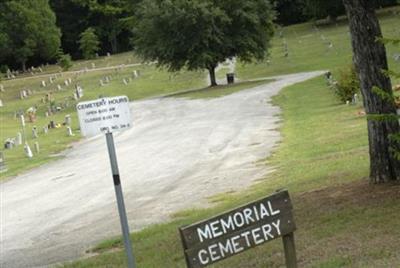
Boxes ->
[49,76,55,84]
[107,52,111,57]
[43,126,48,134]
[49,121,56,129]
[0,99,3,107]
[68,78,72,84]
[64,80,69,86]
[4,139,14,150]
[0,151,7,173]
[34,142,40,154]
[394,54,400,62]
[76,86,83,99]
[73,93,79,101]
[41,80,46,87]
[38,67,43,73]
[32,127,38,138]
[67,126,73,137]
[57,84,62,91]
[123,78,128,85]
[95,53,99,58]
[100,79,105,87]
[105,76,110,83]
[133,70,138,78]
[24,144,33,158]
[91,63,96,69]
[65,114,71,126]
[352,94,359,105]
[16,132,22,145]
[0,84,4,92]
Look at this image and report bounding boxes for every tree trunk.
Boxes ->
[208,65,217,87]
[343,0,400,183]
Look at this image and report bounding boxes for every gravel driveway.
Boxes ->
[0,71,324,267]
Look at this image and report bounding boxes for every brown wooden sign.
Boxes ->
[179,190,297,268]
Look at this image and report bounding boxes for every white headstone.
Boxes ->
[24,144,33,158]
[34,142,40,154]
[64,80,69,86]
[32,127,38,138]
[67,126,73,137]
[41,80,46,87]
[123,78,128,85]
[43,126,48,134]
[91,63,96,69]
[65,114,71,126]
[57,84,62,91]
[16,132,22,145]
[0,85,4,92]
[100,79,105,87]
[0,99,3,107]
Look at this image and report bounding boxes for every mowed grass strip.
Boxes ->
[63,76,400,267]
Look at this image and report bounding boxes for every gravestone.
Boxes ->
[4,139,15,150]
[105,76,110,83]
[107,52,111,57]
[16,132,22,145]
[0,84,4,92]
[43,126,48,134]
[0,99,3,107]
[24,144,33,158]
[57,84,62,91]
[64,80,69,86]
[76,86,84,99]
[67,126,73,137]
[394,54,400,62]
[41,80,47,87]
[49,120,56,129]
[0,151,7,173]
[91,63,96,69]
[352,94,359,105]
[100,79,105,87]
[49,76,55,84]
[32,127,38,138]
[123,78,128,85]
[34,142,40,154]
[65,114,71,126]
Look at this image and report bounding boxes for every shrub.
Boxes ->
[333,65,360,103]
[58,54,72,71]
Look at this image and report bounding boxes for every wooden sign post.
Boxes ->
[179,190,297,268]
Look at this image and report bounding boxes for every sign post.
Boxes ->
[77,96,136,268]
[179,190,297,268]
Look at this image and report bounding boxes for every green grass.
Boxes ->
[62,76,400,267]
[171,79,274,99]
[236,6,400,79]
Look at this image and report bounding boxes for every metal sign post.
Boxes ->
[77,96,135,267]
[106,132,136,268]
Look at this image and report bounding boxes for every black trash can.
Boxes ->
[226,73,235,84]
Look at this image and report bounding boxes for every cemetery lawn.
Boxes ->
[62,76,400,267]
[236,6,400,79]
[0,61,209,179]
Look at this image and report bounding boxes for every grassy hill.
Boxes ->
[61,6,400,268]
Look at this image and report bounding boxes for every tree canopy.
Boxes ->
[133,0,275,86]
[0,0,61,70]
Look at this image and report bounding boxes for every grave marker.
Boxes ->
[34,142,40,153]
[16,132,22,145]
[0,84,4,92]
[32,127,38,138]
[180,190,297,268]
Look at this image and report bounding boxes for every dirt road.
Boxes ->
[0,71,324,267]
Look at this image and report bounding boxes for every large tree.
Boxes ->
[0,0,61,71]
[133,0,274,86]
[343,0,400,183]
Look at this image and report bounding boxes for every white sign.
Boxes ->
[77,96,132,137]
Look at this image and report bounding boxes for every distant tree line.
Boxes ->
[273,0,398,25]
[0,0,398,71]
